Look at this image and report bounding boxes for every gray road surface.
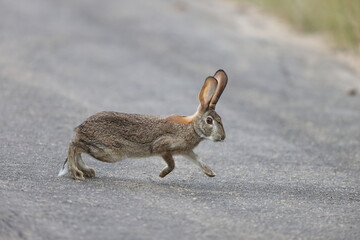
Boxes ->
[0,0,359,239]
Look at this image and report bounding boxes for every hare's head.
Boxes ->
[194,70,228,142]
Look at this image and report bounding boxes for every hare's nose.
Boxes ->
[221,135,225,141]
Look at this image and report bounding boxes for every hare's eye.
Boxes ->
[206,116,213,125]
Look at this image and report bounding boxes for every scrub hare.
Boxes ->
[59,70,228,180]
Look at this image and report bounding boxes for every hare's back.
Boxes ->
[75,111,171,145]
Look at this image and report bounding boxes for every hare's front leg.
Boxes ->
[159,153,175,178]
[184,150,216,177]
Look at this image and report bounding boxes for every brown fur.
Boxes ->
[166,115,194,124]
[62,70,228,180]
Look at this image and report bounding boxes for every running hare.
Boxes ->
[59,70,228,180]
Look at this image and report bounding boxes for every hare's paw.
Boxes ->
[159,167,173,178]
[83,168,96,178]
[70,168,85,180]
[203,166,216,177]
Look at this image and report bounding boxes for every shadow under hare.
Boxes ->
[59,70,228,180]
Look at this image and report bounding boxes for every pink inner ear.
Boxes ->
[199,77,218,111]
[203,83,217,104]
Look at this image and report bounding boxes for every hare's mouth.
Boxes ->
[206,134,225,142]
[212,137,225,142]
[216,135,226,142]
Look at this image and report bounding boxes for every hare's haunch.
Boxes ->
[59,70,228,180]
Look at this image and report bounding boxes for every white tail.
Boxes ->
[58,159,68,177]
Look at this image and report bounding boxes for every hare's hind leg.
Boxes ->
[77,153,96,178]
[159,153,175,178]
[67,142,85,180]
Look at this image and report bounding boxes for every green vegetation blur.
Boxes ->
[245,0,360,52]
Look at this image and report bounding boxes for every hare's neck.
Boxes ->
[189,123,203,148]
[166,111,198,124]
[194,125,205,139]
[190,119,204,140]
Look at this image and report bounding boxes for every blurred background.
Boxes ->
[241,0,360,52]
[1,0,359,239]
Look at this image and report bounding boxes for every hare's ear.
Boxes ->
[198,77,218,113]
[209,69,228,109]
